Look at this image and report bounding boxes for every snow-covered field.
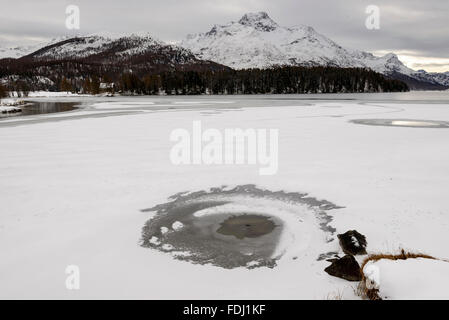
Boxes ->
[0,92,448,299]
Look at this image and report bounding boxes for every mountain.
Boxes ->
[0,32,226,76]
[2,12,447,90]
[22,32,225,72]
[181,12,449,90]
[412,70,449,87]
[0,32,228,94]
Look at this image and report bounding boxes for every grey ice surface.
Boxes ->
[141,185,342,269]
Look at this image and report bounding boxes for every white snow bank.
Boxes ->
[363,262,380,290]
[0,106,21,113]
[27,91,89,97]
[364,258,449,299]
[0,99,24,112]
[0,98,25,107]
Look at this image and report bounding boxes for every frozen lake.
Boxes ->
[1,91,448,299]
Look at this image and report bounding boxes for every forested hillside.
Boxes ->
[0,58,408,96]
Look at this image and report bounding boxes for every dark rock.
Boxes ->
[337,230,367,255]
[324,254,362,281]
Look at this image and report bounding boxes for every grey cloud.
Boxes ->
[0,0,447,64]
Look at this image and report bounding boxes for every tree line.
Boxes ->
[116,67,408,95]
[0,83,8,98]
[0,56,408,96]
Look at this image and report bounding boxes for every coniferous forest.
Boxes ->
[116,67,409,95]
[0,56,409,96]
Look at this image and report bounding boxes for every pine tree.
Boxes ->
[91,76,100,95]
[60,77,72,92]
[82,78,92,94]
[0,83,7,98]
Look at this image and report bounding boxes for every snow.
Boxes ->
[246,261,261,268]
[27,91,89,97]
[364,258,449,299]
[160,227,169,234]
[363,262,380,290]
[162,244,174,251]
[29,33,172,61]
[0,99,24,112]
[149,236,161,245]
[172,221,184,231]
[0,98,23,106]
[0,106,21,112]
[0,92,448,299]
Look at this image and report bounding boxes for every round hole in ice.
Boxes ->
[140,185,339,269]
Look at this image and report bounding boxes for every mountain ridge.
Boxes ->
[181,11,448,89]
[0,11,447,91]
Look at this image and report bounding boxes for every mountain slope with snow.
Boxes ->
[0,36,71,60]
[182,12,360,70]
[0,32,228,93]
[27,32,208,66]
[0,32,227,80]
[181,12,449,89]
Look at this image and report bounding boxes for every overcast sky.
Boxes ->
[1,0,448,72]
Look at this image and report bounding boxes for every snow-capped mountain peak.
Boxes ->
[181,12,449,89]
[238,11,278,31]
[27,32,175,61]
[182,12,364,69]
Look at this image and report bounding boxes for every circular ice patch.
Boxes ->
[140,185,341,269]
[350,119,449,128]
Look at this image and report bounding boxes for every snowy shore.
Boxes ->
[0,106,22,113]
[0,99,25,113]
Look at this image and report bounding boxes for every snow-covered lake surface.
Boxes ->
[1,91,448,299]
